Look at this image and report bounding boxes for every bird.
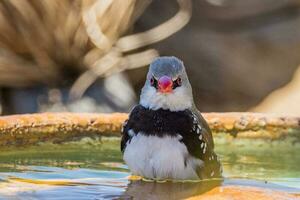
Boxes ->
[121,56,222,180]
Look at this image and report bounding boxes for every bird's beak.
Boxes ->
[158,76,173,93]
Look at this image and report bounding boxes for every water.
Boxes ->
[0,136,299,199]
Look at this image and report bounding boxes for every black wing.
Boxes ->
[120,106,139,153]
[180,106,222,178]
[120,119,129,153]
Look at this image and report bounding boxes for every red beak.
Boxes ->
[158,76,173,93]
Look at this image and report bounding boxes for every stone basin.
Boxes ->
[0,112,299,199]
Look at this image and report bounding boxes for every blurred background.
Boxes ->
[0,0,300,115]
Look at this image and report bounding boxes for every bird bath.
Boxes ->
[0,113,299,199]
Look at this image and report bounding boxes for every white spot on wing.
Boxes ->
[128,129,135,137]
[198,125,202,130]
[177,134,183,140]
[198,134,203,140]
[192,125,196,132]
[193,116,197,123]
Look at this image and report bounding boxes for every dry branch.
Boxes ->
[0,112,299,146]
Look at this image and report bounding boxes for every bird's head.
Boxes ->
[140,56,193,111]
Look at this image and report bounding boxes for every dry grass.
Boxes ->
[0,0,150,86]
[0,0,192,99]
[0,0,89,86]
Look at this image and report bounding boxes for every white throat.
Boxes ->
[140,86,192,111]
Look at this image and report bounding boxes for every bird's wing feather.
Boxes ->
[191,105,214,149]
[120,105,139,153]
[180,105,221,178]
[120,119,129,153]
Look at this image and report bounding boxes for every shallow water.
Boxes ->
[0,136,299,199]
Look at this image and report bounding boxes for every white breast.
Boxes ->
[123,133,203,180]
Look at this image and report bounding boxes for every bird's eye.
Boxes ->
[173,77,182,89]
[150,77,154,85]
[150,76,158,88]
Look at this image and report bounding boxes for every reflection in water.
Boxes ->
[0,166,222,200]
[122,179,222,200]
